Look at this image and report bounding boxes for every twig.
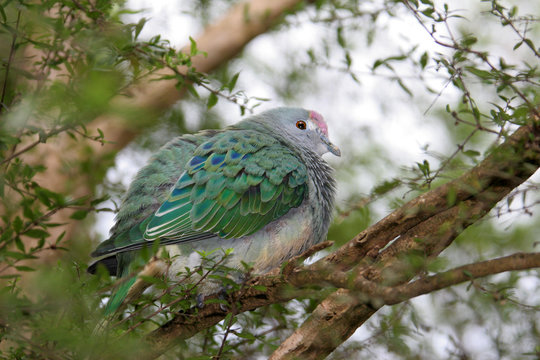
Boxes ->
[403,0,540,119]
[118,254,230,334]
[1,125,73,165]
[214,311,236,360]
[490,6,540,58]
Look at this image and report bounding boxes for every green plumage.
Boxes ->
[144,130,307,241]
[89,107,340,315]
[104,276,135,315]
[91,128,308,260]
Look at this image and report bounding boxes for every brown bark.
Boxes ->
[141,122,540,359]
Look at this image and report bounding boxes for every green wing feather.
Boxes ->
[144,130,307,242]
[91,130,307,257]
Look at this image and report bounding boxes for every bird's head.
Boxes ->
[255,107,341,157]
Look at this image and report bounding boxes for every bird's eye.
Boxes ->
[296,120,307,130]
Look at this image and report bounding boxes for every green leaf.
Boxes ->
[24,229,50,239]
[373,179,401,195]
[0,274,21,279]
[0,227,13,242]
[189,36,198,56]
[307,48,316,62]
[138,275,164,285]
[461,35,477,47]
[416,160,430,178]
[336,26,346,48]
[14,266,35,272]
[420,51,428,69]
[35,187,66,207]
[452,77,465,91]
[97,128,105,140]
[513,106,529,119]
[0,5,6,23]
[227,73,240,91]
[471,104,480,120]
[421,8,434,17]
[70,210,88,220]
[15,236,25,252]
[397,79,413,97]
[523,38,535,51]
[235,331,256,340]
[252,285,267,292]
[13,216,23,233]
[447,188,457,206]
[134,17,147,39]
[463,149,480,158]
[207,93,218,109]
[345,52,352,69]
[33,237,46,251]
[56,231,66,244]
[3,251,38,260]
[509,6,518,17]
[186,84,199,98]
[350,72,360,84]
[466,67,493,80]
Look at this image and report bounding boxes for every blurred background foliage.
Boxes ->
[0,0,539,358]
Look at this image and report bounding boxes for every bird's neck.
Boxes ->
[300,147,336,238]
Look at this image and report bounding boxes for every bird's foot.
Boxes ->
[218,288,230,312]
[196,293,205,308]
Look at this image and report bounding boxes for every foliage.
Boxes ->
[0,0,213,357]
[0,0,539,359]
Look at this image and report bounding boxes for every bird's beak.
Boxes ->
[318,130,341,157]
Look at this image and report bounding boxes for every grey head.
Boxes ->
[240,107,341,158]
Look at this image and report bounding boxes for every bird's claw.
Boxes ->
[218,288,229,312]
[196,293,205,308]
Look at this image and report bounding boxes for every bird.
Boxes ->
[88,107,340,314]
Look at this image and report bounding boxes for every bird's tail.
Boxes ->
[104,275,137,316]
[104,257,168,316]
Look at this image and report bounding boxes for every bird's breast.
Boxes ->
[247,204,315,272]
[164,201,319,279]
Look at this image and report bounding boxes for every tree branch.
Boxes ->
[270,121,540,359]
[312,125,540,273]
[326,252,540,306]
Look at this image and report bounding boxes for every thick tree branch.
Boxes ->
[314,124,540,272]
[142,121,540,359]
[270,122,540,359]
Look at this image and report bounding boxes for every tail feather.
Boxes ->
[104,257,168,316]
[104,276,137,316]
